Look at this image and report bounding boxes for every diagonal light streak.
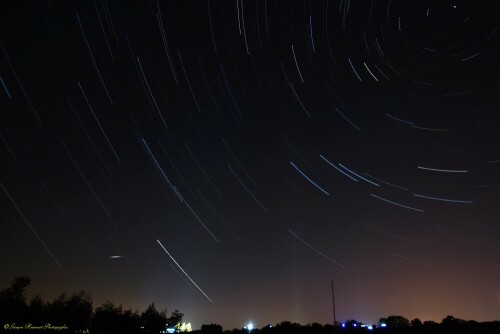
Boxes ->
[157,239,213,303]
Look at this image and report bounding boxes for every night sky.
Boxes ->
[1,0,500,330]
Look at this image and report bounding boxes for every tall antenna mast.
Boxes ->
[331,281,337,326]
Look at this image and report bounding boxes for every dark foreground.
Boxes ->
[195,321,500,334]
[2,277,499,334]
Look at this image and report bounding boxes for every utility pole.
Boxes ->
[331,280,338,331]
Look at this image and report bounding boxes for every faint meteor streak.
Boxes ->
[414,193,473,204]
[185,142,223,198]
[335,107,361,131]
[371,193,424,212]
[78,82,120,162]
[393,253,436,268]
[291,45,304,83]
[0,75,11,98]
[290,161,330,196]
[197,188,241,240]
[66,149,117,228]
[228,165,268,211]
[76,13,113,104]
[460,52,479,62]
[338,163,379,187]
[348,58,362,81]
[141,138,182,202]
[363,173,409,191]
[157,239,213,303]
[320,155,358,182]
[222,137,255,185]
[181,196,220,244]
[1,42,42,124]
[366,224,426,246]
[1,183,63,269]
[288,229,344,268]
[417,166,468,173]
[385,113,415,125]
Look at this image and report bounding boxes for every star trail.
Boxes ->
[1,0,500,330]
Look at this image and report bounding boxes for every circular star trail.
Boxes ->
[1,0,499,329]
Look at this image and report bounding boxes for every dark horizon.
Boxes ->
[1,0,499,330]
[2,276,500,333]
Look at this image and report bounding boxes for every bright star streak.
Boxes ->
[157,239,213,303]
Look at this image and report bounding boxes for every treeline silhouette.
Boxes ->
[0,276,183,333]
[199,318,500,334]
[2,277,499,334]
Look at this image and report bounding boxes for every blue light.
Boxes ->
[380,323,387,328]
[341,323,346,328]
[367,326,373,330]
[353,323,357,327]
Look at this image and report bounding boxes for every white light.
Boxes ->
[247,323,254,331]
[380,323,387,327]
[367,326,373,330]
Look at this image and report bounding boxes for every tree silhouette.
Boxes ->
[65,290,93,330]
[385,315,410,328]
[0,276,31,322]
[4,276,500,334]
[442,315,465,326]
[411,318,422,327]
[45,293,67,325]
[0,277,186,334]
[120,308,142,334]
[28,293,45,324]
[274,321,302,334]
[201,323,223,334]
[43,290,93,331]
[141,302,168,334]
[91,301,127,334]
[168,308,184,325]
